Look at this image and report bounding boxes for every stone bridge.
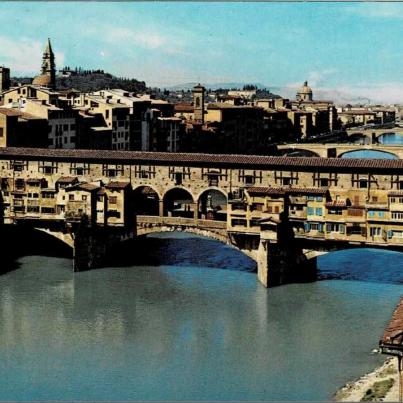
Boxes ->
[3,147,403,288]
[277,143,403,159]
[346,126,403,141]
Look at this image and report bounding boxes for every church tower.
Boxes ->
[32,38,56,89]
[192,84,205,123]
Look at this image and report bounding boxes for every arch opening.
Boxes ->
[197,188,227,221]
[279,148,321,158]
[163,188,195,218]
[114,230,257,272]
[0,225,73,274]
[339,149,399,160]
[132,186,160,216]
[316,247,403,284]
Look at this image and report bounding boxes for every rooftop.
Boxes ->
[3,147,403,172]
[380,297,403,350]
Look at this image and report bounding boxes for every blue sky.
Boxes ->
[1,2,402,102]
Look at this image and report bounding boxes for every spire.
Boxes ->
[44,38,54,56]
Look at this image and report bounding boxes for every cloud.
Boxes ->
[282,80,403,104]
[84,25,186,55]
[346,3,403,19]
[0,36,64,75]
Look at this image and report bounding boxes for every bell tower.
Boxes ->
[40,38,56,89]
[192,84,205,123]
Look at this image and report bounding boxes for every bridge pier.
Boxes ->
[257,241,317,288]
[73,224,134,272]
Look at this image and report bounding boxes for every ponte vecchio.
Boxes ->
[2,146,403,287]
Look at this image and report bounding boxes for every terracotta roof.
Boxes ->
[2,147,403,172]
[380,297,403,349]
[0,108,21,117]
[174,103,194,113]
[26,178,43,184]
[65,182,99,192]
[56,176,78,184]
[106,181,131,190]
[246,187,328,196]
[246,187,285,195]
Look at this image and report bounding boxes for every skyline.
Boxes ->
[1,2,402,103]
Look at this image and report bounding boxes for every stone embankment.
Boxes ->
[334,357,399,402]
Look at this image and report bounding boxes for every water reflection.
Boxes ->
[0,235,402,401]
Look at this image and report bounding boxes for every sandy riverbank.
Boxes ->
[334,357,399,401]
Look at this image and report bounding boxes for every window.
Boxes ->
[42,192,55,199]
[41,207,55,214]
[63,124,69,131]
[320,178,329,187]
[316,208,323,216]
[109,196,117,204]
[82,195,87,201]
[370,227,382,237]
[307,207,314,215]
[106,110,109,119]
[326,223,345,233]
[39,161,58,174]
[175,172,182,185]
[359,180,368,189]
[69,194,74,201]
[70,163,90,175]
[392,212,403,220]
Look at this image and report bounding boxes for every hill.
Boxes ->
[11,70,147,93]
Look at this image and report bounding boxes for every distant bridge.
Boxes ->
[277,143,403,159]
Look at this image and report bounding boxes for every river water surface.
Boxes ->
[0,233,402,401]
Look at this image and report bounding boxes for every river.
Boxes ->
[0,232,402,401]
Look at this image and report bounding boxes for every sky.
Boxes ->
[0,2,402,103]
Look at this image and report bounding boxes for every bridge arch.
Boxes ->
[132,185,161,216]
[338,149,399,160]
[279,148,321,158]
[135,226,258,264]
[196,187,228,221]
[162,186,196,218]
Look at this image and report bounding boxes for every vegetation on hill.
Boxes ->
[11,68,147,93]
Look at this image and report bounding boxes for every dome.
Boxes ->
[299,81,312,95]
[32,74,53,87]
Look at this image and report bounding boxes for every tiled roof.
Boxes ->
[2,147,403,172]
[380,297,403,349]
[246,187,328,196]
[174,103,194,113]
[388,191,403,197]
[66,182,99,192]
[26,178,43,184]
[106,181,131,190]
[56,176,78,184]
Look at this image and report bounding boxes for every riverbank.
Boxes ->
[334,357,399,401]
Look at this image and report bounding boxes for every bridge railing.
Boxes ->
[136,215,227,229]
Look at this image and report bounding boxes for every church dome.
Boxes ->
[299,81,312,95]
[32,74,53,87]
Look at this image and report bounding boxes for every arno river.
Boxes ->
[0,232,402,401]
